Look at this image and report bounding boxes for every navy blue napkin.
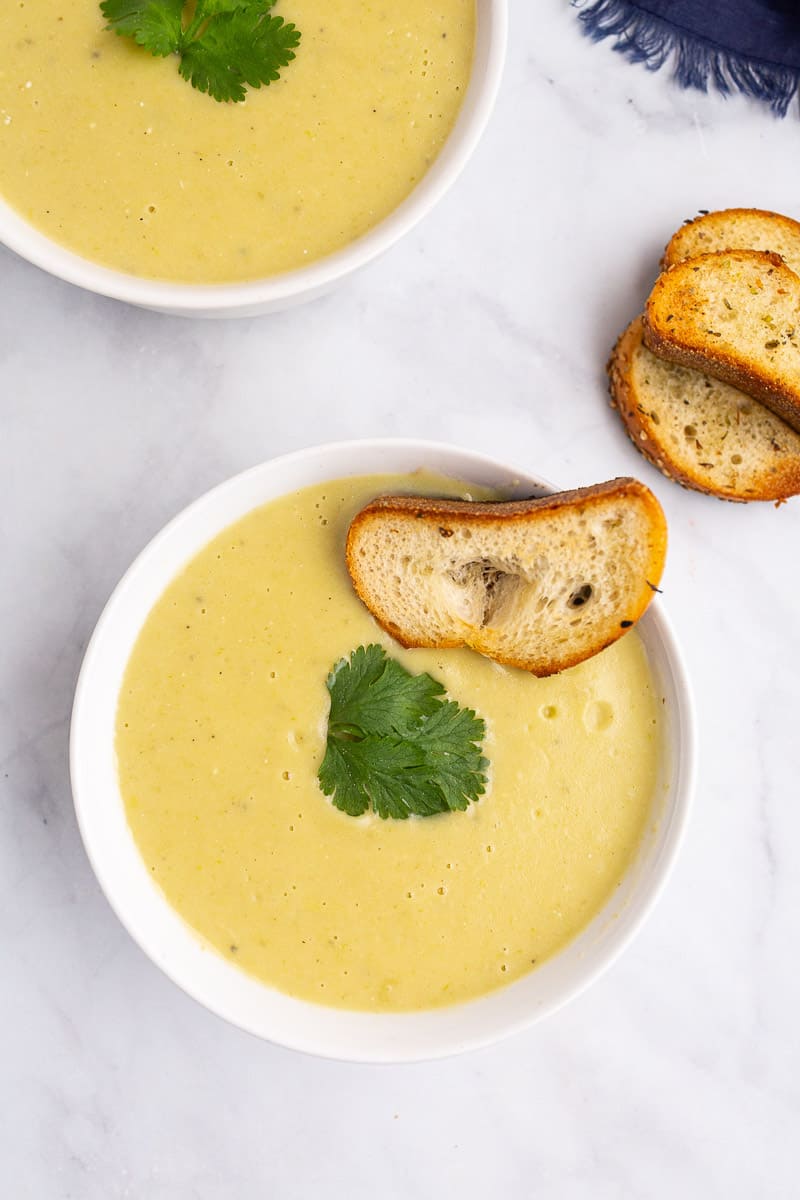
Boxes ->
[575,1,800,116]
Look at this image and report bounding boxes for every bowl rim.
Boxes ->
[70,438,696,1062]
[0,0,508,312]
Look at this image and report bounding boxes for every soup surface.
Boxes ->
[116,473,663,1012]
[0,2,474,282]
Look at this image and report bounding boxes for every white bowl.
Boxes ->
[70,439,695,1061]
[0,2,506,317]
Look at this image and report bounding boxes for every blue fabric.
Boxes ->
[575,0,800,115]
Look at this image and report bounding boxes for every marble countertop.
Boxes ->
[2,4,799,1196]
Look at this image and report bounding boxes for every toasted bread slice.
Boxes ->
[609,317,800,502]
[345,480,667,676]
[643,250,800,433]
[663,208,800,277]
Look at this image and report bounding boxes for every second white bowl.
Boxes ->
[0,2,507,317]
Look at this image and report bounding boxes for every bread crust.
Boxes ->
[642,250,800,434]
[608,317,720,497]
[346,480,667,675]
[608,316,800,502]
[347,477,659,525]
[662,208,800,273]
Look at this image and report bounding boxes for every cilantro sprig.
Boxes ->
[100,0,301,103]
[318,645,489,821]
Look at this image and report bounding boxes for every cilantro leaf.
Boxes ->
[326,643,445,740]
[319,737,430,821]
[101,0,184,56]
[179,10,300,103]
[412,702,490,813]
[318,645,489,821]
[199,0,277,15]
[100,0,300,103]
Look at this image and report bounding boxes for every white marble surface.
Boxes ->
[2,3,800,1196]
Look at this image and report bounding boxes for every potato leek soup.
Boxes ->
[115,473,663,1012]
[0,2,475,282]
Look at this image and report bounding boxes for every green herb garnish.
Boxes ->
[318,645,489,821]
[100,0,301,104]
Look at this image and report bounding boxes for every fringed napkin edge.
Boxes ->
[574,0,800,117]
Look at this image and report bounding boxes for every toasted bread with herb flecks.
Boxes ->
[345,480,667,677]
[643,250,800,433]
[609,317,800,502]
[663,208,800,277]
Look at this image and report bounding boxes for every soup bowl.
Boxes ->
[70,439,695,1061]
[0,1,506,317]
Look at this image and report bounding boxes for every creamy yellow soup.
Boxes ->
[115,473,663,1012]
[0,2,474,282]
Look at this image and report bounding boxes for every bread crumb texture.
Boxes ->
[346,482,667,676]
[643,250,800,432]
[609,317,800,502]
[663,208,800,278]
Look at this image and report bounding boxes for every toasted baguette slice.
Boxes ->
[345,480,667,676]
[609,317,800,502]
[663,208,800,277]
[643,250,800,433]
